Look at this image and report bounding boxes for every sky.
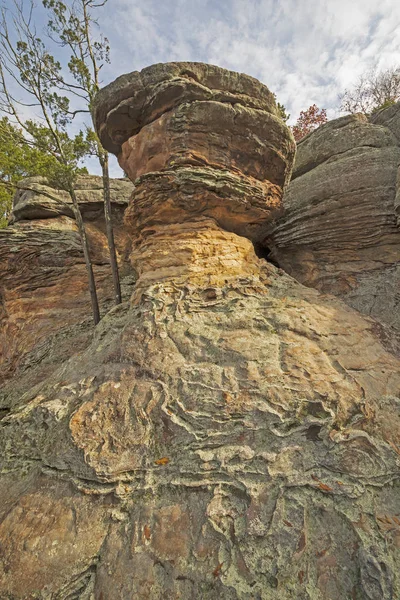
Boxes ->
[3,0,400,176]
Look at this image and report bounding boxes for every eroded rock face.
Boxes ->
[1,63,400,600]
[267,107,400,335]
[10,175,132,223]
[0,175,134,405]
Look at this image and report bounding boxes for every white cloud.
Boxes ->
[4,0,398,177]
[99,0,400,125]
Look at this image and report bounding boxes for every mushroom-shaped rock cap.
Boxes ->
[93,61,282,155]
[94,62,296,245]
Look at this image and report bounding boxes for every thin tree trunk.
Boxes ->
[100,151,121,305]
[69,185,100,325]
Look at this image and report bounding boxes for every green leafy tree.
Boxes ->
[0,0,100,323]
[43,0,122,306]
[340,66,400,115]
[0,117,62,226]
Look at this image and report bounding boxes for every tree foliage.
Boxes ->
[0,2,93,187]
[291,104,328,142]
[0,117,62,226]
[277,101,290,123]
[273,93,290,123]
[340,66,400,115]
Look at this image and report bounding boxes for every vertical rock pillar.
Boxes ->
[94,62,295,293]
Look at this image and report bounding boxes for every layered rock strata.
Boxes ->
[0,63,400,600]
[0,175,134,404]
[267,107,400,335]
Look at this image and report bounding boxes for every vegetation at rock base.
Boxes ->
[340,66,400,115]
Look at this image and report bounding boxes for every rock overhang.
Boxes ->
[93,61,296,240]
[93,61,282,154]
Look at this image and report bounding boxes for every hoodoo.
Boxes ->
[1,63,400,599]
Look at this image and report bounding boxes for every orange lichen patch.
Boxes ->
[310,474,334,493]
[375,515,400,548]
[376,514,400,531]
[387,440,400,456]
[143,525,151,541]
[352,514,371,533]
[318,482,333,493]
[154,457,169,466]
[151,504,190,561]
[295,531,307,559]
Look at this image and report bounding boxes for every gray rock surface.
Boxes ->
[267,105,400,335]
[371,101,400,143]
[10,174,133,223]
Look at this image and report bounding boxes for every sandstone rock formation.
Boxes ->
[267,106,400,336]
[0,63,400,600]
[0,175,134,405]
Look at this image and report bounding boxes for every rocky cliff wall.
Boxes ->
[0,64,399,600]
[0,175,134,405]
[267,106,400,336]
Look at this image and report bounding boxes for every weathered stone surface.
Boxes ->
[0,470,110,597]
[1,64,400,600]
[2,252,400,599]
[267,108,400,335]
[10,174,132,222]
[371,101,400,143]
[0,175,134,405]
[120,100,292,187]
[93,61,295,188]
[93,61,281,154]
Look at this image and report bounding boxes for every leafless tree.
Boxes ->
[340,66,400,115]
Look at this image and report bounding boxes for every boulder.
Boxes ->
[10,174,132,223]
[93,61,281,155]
[371,101,400,144]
